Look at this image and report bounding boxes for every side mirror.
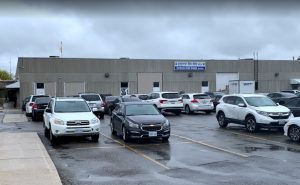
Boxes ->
[276,103,280,106]
[45,108,52,113]
[238,103,246,107]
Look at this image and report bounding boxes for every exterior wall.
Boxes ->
[17,57,300,105]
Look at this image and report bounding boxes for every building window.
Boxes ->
[121,82,128,88]
[153,82,159,87]
[202,81,208,87]
[36,83,44,89]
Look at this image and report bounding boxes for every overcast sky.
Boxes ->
[1,0,300,75]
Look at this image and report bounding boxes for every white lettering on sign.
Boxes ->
[174,61,206,71]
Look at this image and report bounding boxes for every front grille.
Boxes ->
[66,120,90,126]
[269,112,290,120]
[141,125,162,131]
[269,115,289,120]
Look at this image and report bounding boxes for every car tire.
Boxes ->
[49,125,58,144]
[110,121,116,135]
[122,126,129,142]
[217,112,228,128]
[91,134,99,142]
[162,137,169,142]
[100,113,104,119]
[185,105,193,114]
[44,122,50,138]
[245,116,259,133]
[288,125,300,142]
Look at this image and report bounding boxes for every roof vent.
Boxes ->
[120,57,130,59]
[49,56,60,58]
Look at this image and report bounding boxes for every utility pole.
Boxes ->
[60,41,63,57]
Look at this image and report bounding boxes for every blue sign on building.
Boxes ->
[174,61,206,71]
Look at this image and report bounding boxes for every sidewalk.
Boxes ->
[0,104,62,185]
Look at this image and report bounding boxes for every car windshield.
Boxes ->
[126,104,160,116]
[245,97,277,107]
[162,93,180,99]
[54,101,91,113]
[32,95,49,101]
[35,97,51,104]
[81,95,100,101]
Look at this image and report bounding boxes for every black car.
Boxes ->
[108,96,141,115]
[284,97,300,117]
[110,102,170,142]
[22,96,30,111]
[267,92,297,105]
[204,92,225,110]
[32,97,51,121]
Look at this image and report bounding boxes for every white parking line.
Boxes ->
[100,132,170,170]
[171,133,249,158]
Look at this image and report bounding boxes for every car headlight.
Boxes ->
[53,118,64,125]
[91,118,100,124]
[163,119,170,127]
[256,110,269,117]
[128,121,139,128]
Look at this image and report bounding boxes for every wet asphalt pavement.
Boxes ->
[1,111,300,185]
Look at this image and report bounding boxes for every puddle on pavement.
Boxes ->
[235,143,300,153]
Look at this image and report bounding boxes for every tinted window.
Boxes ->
[281,93,297,98]
[182,95,190,99]
[285,99,299,107]
[54,101,90,112]
[32,95,49,102]
[35,97,51,104]
[106,96,119,101]
[81,94,101,101]
[193,94,211,99]
[138,95,148,100]
[162,93,180,99]
[223,96,236,105]
[235,97,245,105]
[126,104,160,116]
[245,97,276,107]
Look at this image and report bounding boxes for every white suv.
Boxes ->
[43,97,101,143]
[78,93,105,119]
[216,94,293,132]
[182,93,214,114]
[147,91,183,115]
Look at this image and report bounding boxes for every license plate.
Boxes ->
[278,120,285,125]
[149,131,157,137]
[75,129,82,133]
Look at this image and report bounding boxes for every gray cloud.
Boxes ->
[1,0,300,74]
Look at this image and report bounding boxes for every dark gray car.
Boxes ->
[110,102,170,142]
[267,92,297,105]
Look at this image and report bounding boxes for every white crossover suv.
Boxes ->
[284,117,300,142]
[43,97,101,143]
[78,93,105,119]
[216,94,293,132]
[147,91,183,115]
[182,93,214,114]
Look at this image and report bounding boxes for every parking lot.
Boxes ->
[1,111,300,185]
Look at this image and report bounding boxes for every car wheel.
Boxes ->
[245,116,259,133]
[217,112,228,128]
[185,105,192,114]
[110,121,116,135]
[44,122,50,138]
[91,134,99,142]
[162,137,169,142]
[288,125,300,142]
[122,126,129,142]
[49,125,57,144]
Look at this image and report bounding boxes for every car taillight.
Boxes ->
[29,102,34,106]
[159,100,167,104]
[32,104,38,109]
[178,99,183,103]
[191,99,198,103]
